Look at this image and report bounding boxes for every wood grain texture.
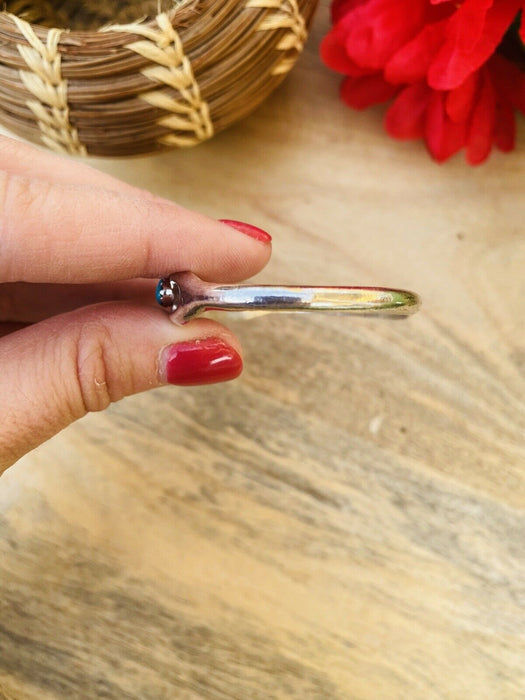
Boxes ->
[1,3,524,698]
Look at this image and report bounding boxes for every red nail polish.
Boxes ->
[162,337,243,386]
[219,219,272,244]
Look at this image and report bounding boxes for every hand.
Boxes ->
[0,136,272,471]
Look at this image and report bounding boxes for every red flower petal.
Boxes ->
[446,70,480,123]
[331,0,368,23]
[385,19,448,84]
[321,28,376,75]
[340,73,399,109]
[385,82,430,138]
[425,90,468,161]
[466,69,496,164]
[343,0,427,70]
[446,0,493,52]
[428,0,522,90]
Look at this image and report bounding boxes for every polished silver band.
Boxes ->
[156,272,421,324]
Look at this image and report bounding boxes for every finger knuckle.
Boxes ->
[72,319,118,414]
[0,170,50,222]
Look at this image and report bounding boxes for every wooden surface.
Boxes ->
[1,3,525,698]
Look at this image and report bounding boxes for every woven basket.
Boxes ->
[0,0,318,156]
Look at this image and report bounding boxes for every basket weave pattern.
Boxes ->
[0,0,318,156]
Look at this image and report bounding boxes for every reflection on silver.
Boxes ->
[156,272,421,324]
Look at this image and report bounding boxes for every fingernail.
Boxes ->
[160,337,243,386]
[219,219,272,244]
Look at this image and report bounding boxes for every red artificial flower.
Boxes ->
[321,0,525,163]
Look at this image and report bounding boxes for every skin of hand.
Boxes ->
[0,135,272,472]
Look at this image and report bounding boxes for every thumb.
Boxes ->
[0,303,243,471]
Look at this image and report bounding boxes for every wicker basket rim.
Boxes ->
[0,1,194,39]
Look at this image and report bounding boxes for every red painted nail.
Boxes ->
[161,337,243,386]
[219,219,272,244]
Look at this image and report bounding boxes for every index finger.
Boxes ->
[0,171,272,284]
